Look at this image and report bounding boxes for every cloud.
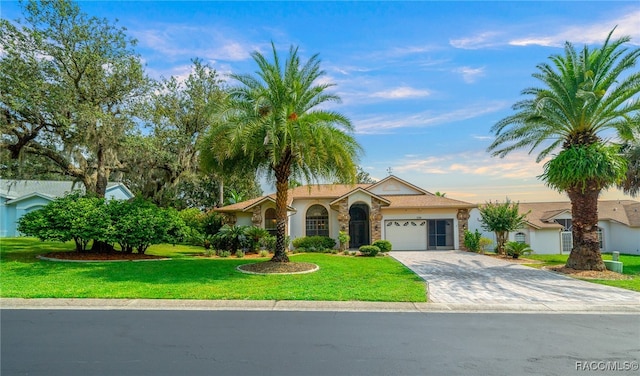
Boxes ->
[454,66,485,83]
[394,150,550,180]
[354,101,508,134]
[130,24,258,62]
[509,10,640,47]
[449,32,502,50]
[370,86,431,99]
[451,8,640,50]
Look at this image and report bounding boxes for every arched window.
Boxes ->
[306,205,329,237]
[265,208,277,235]
[515,232,526,244]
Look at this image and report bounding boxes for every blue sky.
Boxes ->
[3,1,639,203]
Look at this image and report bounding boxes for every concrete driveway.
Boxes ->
[392,251,640,305]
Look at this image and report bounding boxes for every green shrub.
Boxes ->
[260,235,276,253]
[217,250,231,258]
[505,241,533,259]
[245,226,269,252]
[107,198,187,254]
[338,231,350,251]
[236,250,245,258]
[291,236,336,252]
[479,237,493,254]
[259,250,269,257]
[372,240,392,253]
[17,194,187,254]
[463,229,483,253]
[214,225,249,254]
[17,193,111,252]
[359,245,380,257]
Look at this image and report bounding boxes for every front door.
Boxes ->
[349,204,370,248]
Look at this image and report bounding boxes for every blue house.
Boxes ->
[0,180,134,237]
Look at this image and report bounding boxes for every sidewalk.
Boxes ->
[2,298,639,314]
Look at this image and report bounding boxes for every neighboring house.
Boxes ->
[215,175,476,251]
[0,180,134,237]
[468,200,640,255]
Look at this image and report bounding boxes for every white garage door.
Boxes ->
[384,220,427,251]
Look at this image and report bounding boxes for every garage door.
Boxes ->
[384,220,427,251]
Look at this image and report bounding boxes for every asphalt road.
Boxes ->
[2,310,639,376]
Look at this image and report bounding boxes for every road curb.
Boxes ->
[2,298,639,314]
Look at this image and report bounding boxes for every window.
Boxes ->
[597,227,603,249]
[555,219,572,231]
[515,232,526,244]
[265,208,277,235]
[306,205,329,237]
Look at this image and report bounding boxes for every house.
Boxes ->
[215,175,476,251]
[0,180,134,237]
[468,200,640,255]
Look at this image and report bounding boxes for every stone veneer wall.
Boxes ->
[251,205,262,227]
[370,198,384,242]
[457,208,470,251]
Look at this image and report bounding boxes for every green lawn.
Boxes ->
[0,238,426,302]
[524,253,640,292]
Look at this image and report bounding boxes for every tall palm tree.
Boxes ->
[618,137,640,197]
[488,29,640,271]
[207,44,361,262]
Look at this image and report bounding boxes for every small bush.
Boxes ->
[217,250,231,258]
[259,250,269,258]
[464,230,483,253]
[259,235,276,253]
[338,231,350,251]
[291,236,336,252]
[372,240,392,253]
[479,237,493,254]
[505,241,533,259]
[342,250,350,255]
[236,250,245,258]
[359,245,380,257]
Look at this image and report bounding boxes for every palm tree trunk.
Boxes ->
[272,178,290,262]
[271,152,292,263]
[566,185,606,271]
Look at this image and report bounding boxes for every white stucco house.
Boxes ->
[0,180,134,237]
[215,175,476,251]
[468,200,640,255]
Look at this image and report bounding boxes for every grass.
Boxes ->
[0,238,426,302]
[523,253,640,292]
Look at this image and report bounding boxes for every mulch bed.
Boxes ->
[486,253,628,280]
[40,252,167,261]
[544,265,631,280]
[237,261,319,275]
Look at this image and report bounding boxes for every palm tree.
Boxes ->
[207,44,361,262]
[488,29,640,271]
[618,138,640,197]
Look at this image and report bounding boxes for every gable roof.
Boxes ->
[517,200,640,229]
[367,175,432,196]
[214,195,296,213]
[329,187,391,206]
[215,175,475,213]
[0,180,132,203]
